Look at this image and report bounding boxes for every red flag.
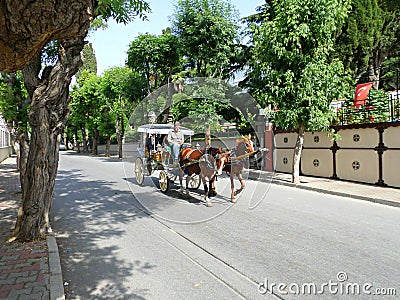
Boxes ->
[354,82,373,106]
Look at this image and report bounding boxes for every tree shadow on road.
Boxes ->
[52,168,155,300]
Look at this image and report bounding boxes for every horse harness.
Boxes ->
[180,147,218,171]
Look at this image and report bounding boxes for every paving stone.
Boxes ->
[0,290,10,299]
[3,259,26,266]
[18,293,43,300]
[0,255,19,262]
[15,275,37,284]
[37,273,50,283]
[0,283,24,292]
[28,270,39,277]
[0,276,16,285]
[7,271,29,279]
[12,262,36,269]
[25,280,49,288]
[7,287,32,298]
[32,286,47,294]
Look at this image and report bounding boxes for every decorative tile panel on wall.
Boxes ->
[336,128,379,148]
[382,150,400,187]
[336,150,379,184]
[273,149,293,173]
[383,127,400,148]
[274,124,400,188]
[303,132,333,148]
[274,132,297,148]
[301,149,333,177]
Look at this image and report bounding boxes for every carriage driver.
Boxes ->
[167,121,184,162]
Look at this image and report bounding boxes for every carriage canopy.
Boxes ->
[137,124,195,136]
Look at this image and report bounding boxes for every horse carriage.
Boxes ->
[134,123,267,206]
[134,124,201,193]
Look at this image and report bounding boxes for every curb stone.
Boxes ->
[46,235,65,300]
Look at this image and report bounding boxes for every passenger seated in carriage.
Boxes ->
[145,133,163,157]
[167,121,184,162]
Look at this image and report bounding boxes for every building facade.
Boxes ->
[0,113,12,162]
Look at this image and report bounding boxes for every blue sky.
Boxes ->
[88,0,264,75]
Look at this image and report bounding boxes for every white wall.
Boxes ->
[274,125,400,188]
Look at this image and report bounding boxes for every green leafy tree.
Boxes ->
[167,0,245,129]
[334,0,400,88]
[6,0,150,242]
[71,71,104,155]
[334,0,383,78]
[377,1,400,91]
[127,31,182,122]
[171,0,240,79]
[0,72,29,179]
[127,32,181,94]
[76,43,98,80]
[101,66,147,157]
[339,89,393,124]
[249,0,351,183]
[68,43,98,151]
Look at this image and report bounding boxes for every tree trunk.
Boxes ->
[80,124,89,154]
[11,37,85,242]
[367,64,379,90]
[105,136,111,157]
[116,116,122,158]
[205,124,211,147]
[162,82,175,123]
[292,124,306,184]
[120,115,125,158]
[92,129,99,156]
[16,131,29,188]
[73,130,80,153]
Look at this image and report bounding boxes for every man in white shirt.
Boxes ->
[167,121,184,161]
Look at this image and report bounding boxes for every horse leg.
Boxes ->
[234,171,245,196]
[230,171,236,203]
[208,175,216,197]
[179,168,185,194]
[185,174,190,197]
[201,175,212,207]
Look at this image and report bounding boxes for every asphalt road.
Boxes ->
[52,152,400,299]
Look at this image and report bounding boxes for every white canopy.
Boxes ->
[137,124,194,136]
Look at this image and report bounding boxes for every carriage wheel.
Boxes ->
[135,157,145,185]
[159,170,169,193]
[188,174,201,190]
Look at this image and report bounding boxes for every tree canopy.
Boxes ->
[248,0,351,183]
[0,0,150,72]
[1,0,150,242]
[127,32,181,93]
[171,0,240,78]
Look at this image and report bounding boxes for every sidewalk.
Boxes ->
[249,169,400,208]
[0,156,64,300]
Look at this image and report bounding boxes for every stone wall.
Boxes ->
[274,122,400,188]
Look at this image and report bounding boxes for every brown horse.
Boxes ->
[178,146,223,206]
[218,137,256,202]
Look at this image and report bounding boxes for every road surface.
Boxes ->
[52,152,399,299]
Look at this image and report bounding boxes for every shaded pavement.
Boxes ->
[0,156,63,300]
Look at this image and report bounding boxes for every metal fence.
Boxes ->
[336,93,400,125]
